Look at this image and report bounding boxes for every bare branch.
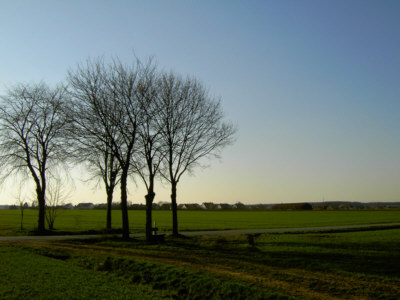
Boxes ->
[157,71,237,235]
[0,82,70,233]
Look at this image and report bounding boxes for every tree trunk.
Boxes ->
[106,186,113,231]
[37,189,46,234]
[48,210,54,230]
[145,190,155,242]
[120,171,130,239]
[20,205,23,231]
[171,182,178,236]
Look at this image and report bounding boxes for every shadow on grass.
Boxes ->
[262,238,400,277]
[28,228,124,236]
[161,234,400,278]
[55,229,400,279]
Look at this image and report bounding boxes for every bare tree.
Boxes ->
[14,182,29,231]
[86,144,121,232]
[45,173,72,230]
[0,83,69,233]
[157,72,236,236]
[68,57,149,239]
[66,59,122,232]
[130,63,165,242]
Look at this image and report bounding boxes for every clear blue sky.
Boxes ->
[0,0,399,205]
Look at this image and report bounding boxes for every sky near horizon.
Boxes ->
[0,1,399,205]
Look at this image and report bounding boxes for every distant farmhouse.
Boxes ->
[75,202,94,209]
[63,203,74,209]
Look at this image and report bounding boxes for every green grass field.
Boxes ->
[1,209,399,235]
[0,246,154,299]
[1,209,399,298]
[1,228,399,299]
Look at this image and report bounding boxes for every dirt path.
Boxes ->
[1,222,399,242]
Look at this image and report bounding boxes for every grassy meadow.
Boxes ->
[1,209,399,298]
[1,209,400,236]
[0,228,399,299]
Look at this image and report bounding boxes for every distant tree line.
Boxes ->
[271,203,312,210]
[4,201,399,212]
[0,56,236,241]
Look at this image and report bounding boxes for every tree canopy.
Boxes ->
[0,56,236,239]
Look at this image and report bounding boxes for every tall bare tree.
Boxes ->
[0,83,69,233]
[87,144,121,231]
[66,59,121,232]
[68,57,148,239]
[130,63,165,242]
[157,72,236,236]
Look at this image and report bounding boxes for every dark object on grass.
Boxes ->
[152,234,165,242]
[152,225,159,236]
[247,233,261,246]
[247,234,255,246]
[151,223,165,242]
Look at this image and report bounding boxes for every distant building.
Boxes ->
[186,203,203,210]
[158,202,171,210]
[202,202,215,209]
[178,204,188,210]
[199,203,207,210]
[75,202,94,209]
[179,203,203,210]
[63,203,74,209]
[219,203,233,210]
